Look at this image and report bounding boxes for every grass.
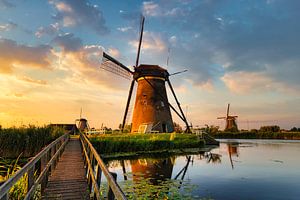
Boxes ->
[0,125,64,158]
[0,154,28,199]
[89,133,204,154]
[212,131,300,139]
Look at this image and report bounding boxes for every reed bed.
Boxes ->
[89,133,204,154]
[0,125,64,158]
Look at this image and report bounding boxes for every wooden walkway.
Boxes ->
[42,138,90,200]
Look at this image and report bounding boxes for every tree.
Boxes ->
[259,125,280,132]
[205,125,220,134]
[290,127,298,132]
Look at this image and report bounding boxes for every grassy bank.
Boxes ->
[212,131,300,140]
[0,125,64,158]
[89,133,204,155]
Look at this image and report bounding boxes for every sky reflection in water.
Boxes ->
[107,139,300,200]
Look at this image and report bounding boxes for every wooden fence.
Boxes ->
[0,134,69,200]
[80,133,127,200]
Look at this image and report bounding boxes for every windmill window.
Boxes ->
[142,100,147,105]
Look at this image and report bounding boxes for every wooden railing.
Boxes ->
[80,133,127,200]
[0,133,69,200]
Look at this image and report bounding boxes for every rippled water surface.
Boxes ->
[106,139,300,200]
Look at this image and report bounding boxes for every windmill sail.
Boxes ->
[100,52,133,80]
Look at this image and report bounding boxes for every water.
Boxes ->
[106,139,300,200]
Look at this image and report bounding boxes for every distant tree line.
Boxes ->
[290,127,300,132]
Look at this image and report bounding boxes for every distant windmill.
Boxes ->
[99,16,190,133]
[75,108,90,132]
[217,104,238,131]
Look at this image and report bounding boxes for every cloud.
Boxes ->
[221,71,274,94]
[143,1,160,17]
[18,76,48,85]
[142,1,185,17]
[129,31,166,52]
[54,43,130,91]
[35,23,59,38]
[0,0,15,8]
[0,39,54,74]
[49,0,109,35]
[0,22,17,31]
[117,26,132,32]
[52,33,82,52]
[107,47,121,59]
[139,0,300,94]
[221,71,300,94]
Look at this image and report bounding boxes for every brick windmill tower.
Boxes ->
[217,104,238,131]
[100,16,190,133]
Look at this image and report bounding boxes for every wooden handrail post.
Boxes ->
[96,165,102,189]
[108,172,117,200]
[27,166,35,195]
[41,154,46,172]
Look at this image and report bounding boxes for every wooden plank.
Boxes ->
[42,138,90,200]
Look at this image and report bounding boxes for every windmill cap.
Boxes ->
[134,64,169,79]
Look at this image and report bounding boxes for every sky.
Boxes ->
[0,0,299,130]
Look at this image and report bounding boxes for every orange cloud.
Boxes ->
[221,72,273,94]
[18,76,47,85]
[107,47,121,59]
[221,71,298,94]
[0,39,54,74]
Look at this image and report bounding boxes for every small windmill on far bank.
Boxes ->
[75,108,90,132]
[217,104,238,131]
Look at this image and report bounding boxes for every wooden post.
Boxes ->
[27,166,35,198]
[108,172,117,200]
[41,155,46,172]
[96,165,102,188]
[50,146,55,171]
[40,154,47,192]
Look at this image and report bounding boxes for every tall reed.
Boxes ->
[0,125,64,158]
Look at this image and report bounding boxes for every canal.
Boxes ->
[105,139,300,200]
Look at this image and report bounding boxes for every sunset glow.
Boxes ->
[0,0,299,129]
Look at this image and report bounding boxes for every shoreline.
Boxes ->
[211,131,300,140]
[101,145,218,160]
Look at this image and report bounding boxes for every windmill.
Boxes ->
[75,108,90,132]
[99,16,190,133]
[217,104,238,131]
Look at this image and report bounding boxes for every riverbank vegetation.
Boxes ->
[201,125,300,139]
[212,131,300,139]
[89,133,204,155]
[0,125,64,158]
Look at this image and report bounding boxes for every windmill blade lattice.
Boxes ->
[100,55,132,80]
